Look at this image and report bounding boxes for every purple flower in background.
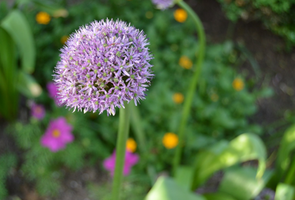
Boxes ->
[103,150,139,176]
[31,103,45,120]
[53,19,153,116]
[41,117,74,152]
[152,0,174,10]
[47,82,60,105]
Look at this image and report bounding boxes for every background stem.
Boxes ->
[173,0,206,175]
[112,103,130,200]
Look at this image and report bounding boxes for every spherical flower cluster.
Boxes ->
[53,19,153,115]
[152,0,174,10]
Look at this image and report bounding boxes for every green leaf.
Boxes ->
[1,10,35,73]
[175,166,194,191]
[219,167,273,200]
[275,183,294,200]
[17,71,42,98]
[145,177,205,200]
[203,192,236,200]
[192,133,267,189]
[0,26,18,120]
[276,124,295,179]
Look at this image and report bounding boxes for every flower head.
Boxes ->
[173,93,184,104]
[36,12,51,25]
[232,78,244,91]
[174,9,187,23]
[53,19,153,115]
[31,103,45,120]
[47,82,60,106]
[103,150,139,176]
[41,117,74,152]
[179,56,192,69]
[162,132,178,149]
[152,0,174,10]
[126,138,137,152]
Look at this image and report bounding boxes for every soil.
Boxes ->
[2,0,295,199]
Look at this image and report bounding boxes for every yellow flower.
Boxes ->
[61,35,69,44]
[36,12,51,25]
[174,9,187,23]
[162,132,178,149]
[126,138,137,152]
[173,93,184,104]
[232,78,244,91]
[179,56,193,69]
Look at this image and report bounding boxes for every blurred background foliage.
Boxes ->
[217,0,295,49]
[0,0,294,199]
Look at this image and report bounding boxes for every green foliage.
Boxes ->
[275,183,294,200]
[191,133,267,189]
[218,167,272,200]
[217,0,295,48]
[0,153,17,199]
[8,111,111,197]
[145,177,205,200]
[0,0,273,198]
[267,124,295,197]
[88,175,149,200]
[0,8,40,121]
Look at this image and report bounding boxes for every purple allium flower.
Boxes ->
[31,103,45,120]
[103,150,139,176]
[152,0,174,10]
[53,19,153,116]
[41,117,74,152]
[47,82,60,106]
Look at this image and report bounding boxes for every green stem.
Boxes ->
[284,156,295,185]
[130,102,157,184]
[173,0,206,175]
[112,103,130,200]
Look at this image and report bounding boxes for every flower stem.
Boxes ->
[130,102,157,184]
[112,103,130,200]
[173,0,206,175]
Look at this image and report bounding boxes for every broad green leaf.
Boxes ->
[276,124,295,179]
[275,183,294,200]
[203,192,236,200]
[192,133,267,189]
[0,27,18,120]
[1,10,35,73]
[145,177,205,200]
[175,166,194,190]
[219,167,273,200]
[17,71,42,98]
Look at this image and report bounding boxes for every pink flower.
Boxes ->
[103,150,139,176]
[47,82,60,106]
[41,117,74,152]
[31,103,45,120]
